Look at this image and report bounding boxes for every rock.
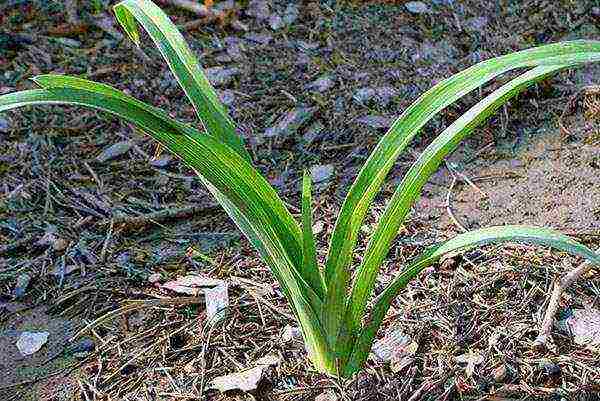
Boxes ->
[0,116,9,133]
[218,89,235,106]
[269,13,284,30]
[96,141,132,162]
[205,66,239,87]
[246,0,270,20]
[540,360,561,376]
[356,115,393,129]
[16,331,49,355]
[405,1,430,14]
[310,164,334,183]
[306,75,334,93]
[283,3,299,25]
[264,107,315,139]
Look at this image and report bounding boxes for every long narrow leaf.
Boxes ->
[0,85,324,322]
[322,41,600,348]
[32,73,329,305]
[340,64,569,360]
[113,0,250,160]
[344,225,600,375]
[301,171,326,299]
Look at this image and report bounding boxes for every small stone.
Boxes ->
[16,331,49,355]
[71,338,95,353]
[269,14,284,30]
[310,164,334,183]
[96,141,132,162]
[53,238,69,252]
[296,40,319,51]
[283,3,299,25]
[306,76,334,93]
[213,0,235,12]
[372,327,411,361]
[312,220,324,234]
[541,361,561,376]
[375,86,398,106]
[205,67,239,87]
[0,116,9,133]
[493,364,507,382]
[218,89,235,106]
[264,107,315,139]
[405,1,430,14]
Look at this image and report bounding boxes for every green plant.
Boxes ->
[1,0,599,378]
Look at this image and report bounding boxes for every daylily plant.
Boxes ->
[1,0,599,377]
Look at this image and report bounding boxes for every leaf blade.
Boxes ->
[113,0,250,160]
[345,225,600,375]
[322,40,600,352]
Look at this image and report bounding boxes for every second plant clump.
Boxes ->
[1,0,600,377]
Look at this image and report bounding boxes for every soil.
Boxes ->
[1,0,599,400]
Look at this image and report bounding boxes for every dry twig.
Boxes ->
[533,246,600,349]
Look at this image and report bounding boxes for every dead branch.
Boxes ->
[99,204,222,230]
